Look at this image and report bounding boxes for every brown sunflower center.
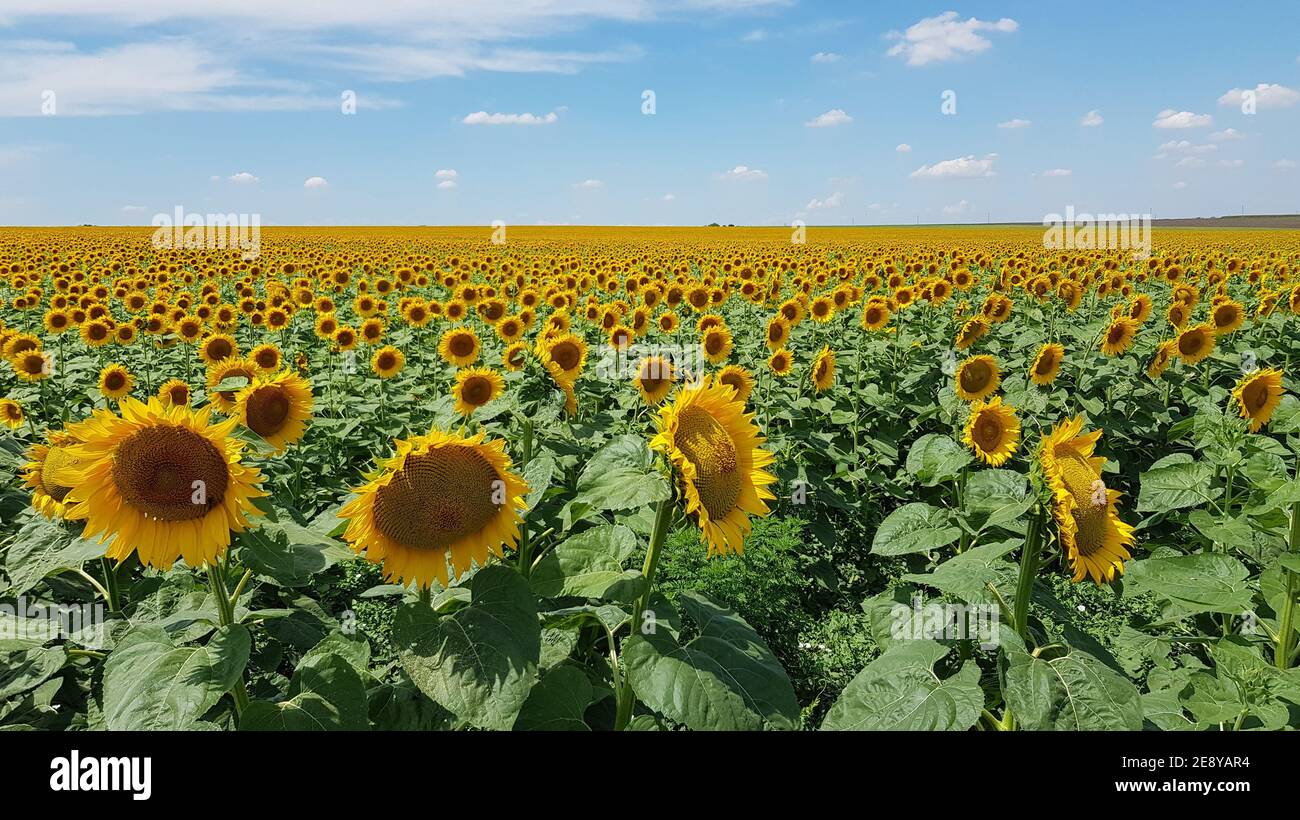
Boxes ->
[111,426,229,521]
[1245,380,1270,411]
[449,334,475,357]
[103,371,126,391]
[973,413,1004,452]
[674,406,741,520]
[461,376,494,407]
[206,338,233,360]
[246,386,291,435]
[959,361,991,393]
[1056,450,1107,556]
[705,333,726,355]
[377,352,397,371]
[1178,330,1205,355]
[1034,352,1056,375]
[550,342,581,371]
[373,447,502,550]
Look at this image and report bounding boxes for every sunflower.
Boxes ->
[764,316,791,350]
[1,398,23,429]
[1174,323,1216,365]
[98,363,133,401]
[62,398,266,569]
[23,431,83,520]
[81,320,113,348]
[768,348,794,377]
[650,376,777,557]
[338,429,528,588]
[333,325,359,352]
[206,357,259,413]
[701,326,734,364]
[811,345,836,392]
[1233,368,1285,432]
[716,364,755,403]
[658,312,681,333]
[249,343,282,372]
[157,378,191,408]
[372,345,405,379]
[538,333,587,385]
[439,326,481,367]
[1146,341,1177,379]
[954,317,989,350]
[633,355,676,405]
[199,333,239,365]
[963,397,1020,466]
[234,371,314,451]
[1039,417,1135,584]
[955,355,1000,402]
[861,302,891,330]
[1029,343,1064,385]
[503,342,528,371]
[1211,300,1245,335]
[453,367,505,416]
[1100,318,1139,356]
[11,350,50,382]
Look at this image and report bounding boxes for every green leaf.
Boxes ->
[1137,461,1216,514]
[961,469,1034,531]
[103,625,250,730]
[822,641,983,731]
[1123,554,1254,616]
[622,591,798,731]
[367,677,451,731]
[905,434,973,487]
[240,654,368,730]
[530,524,644,601]
[871,502,961,556]
[237,526,340,588]
[299,630,371,678]
[902,539,1019,604]
[1188,510,1254,547]
[1003,644,1143,730]
[513,665,593,731]
[394,565,540,730]
[564,435,669,524]
[522,453,556,513]
[0,513,106,597]
[0,644,66,700]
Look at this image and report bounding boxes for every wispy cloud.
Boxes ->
[805,108,852,128]
[910,154,997,179]
[885,12,1018,67]
[462,110,559,125]
[1153,109,1213,128]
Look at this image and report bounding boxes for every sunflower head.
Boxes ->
[1038,417,1135,584]
[1175,323,1216,364]
[716,364,754,404]
[158,378,192,408]
[0,398,23,429]
[811,345,836,392]
[98,363,133,401]
[650,377,777,557]
[62,398,266,569]
[1030,343,1064,385]
[634,355,677,405]
[1100,318,1139,356]
[24,431,84,520]
[768,348,794,377]
[963,397,1020,466]
[955,354,1000,402]
[453,367,505,416]
[1233,367,1285,432]
[235,371,314,451]
[372,345,405,379]
[700,326,733,364]
[206,356,258,413]
[339,429,528,588]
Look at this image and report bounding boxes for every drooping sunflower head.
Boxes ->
[24,430,83,520]
[453,367,505,416]
[955,354,1000,402]
[811,345,836,392]
[963,396,1020,466]
[650,377,777,557]
[235,370,314,451]
[1233,367,1285,432]
[97,363,133,401]
[716,364,754,404]
[1029,343,1064,385]
[339,429,528,588]
[634,355,677,405]
[955,317,989,350]
[1038,417,1135,584]
[1175,323,1216,364]
[62,398,266,569]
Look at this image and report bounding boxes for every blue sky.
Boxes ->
[1,1,1298,226]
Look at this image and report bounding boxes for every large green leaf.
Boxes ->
[1123,554,1254,616]
[623,591,798,730]
[563,435,669,525]
[902,538,1019,605]
[0,643,66,700]
[240,653,369,730]
[871,502,961,556]
[821,640,983,730]
[513,665,593,731]
[905,434,973,487]
[530,524,644,601]
[393,565,540,730]
[0,513,106,597]
[1137,460,1216,514]
[961,469,1034,532]
[102,625,250,730]
[1003,643,1143,730]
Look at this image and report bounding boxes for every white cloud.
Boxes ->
[1176,156,1206,168]
[1209,128,1245,141]
[1155,140,1216,159]
[120,204,146,213]
[1275,159,1297,169]
[303,176,328,189]
[1217,159,1244,168]
[662,193,676,201]
[997,118,1030,129]
[805,192,844,210]
[228,171,259,184]
[1153,109,1213,128]
[942,199,970,215]
[437,179,457,190]
[885,12,1018,67]
[1173,181,1187,189]
[741,30,767,42]
[1218,83,1300,110]
[573,179,604,189]
[461,110,558,125]
[435,169,458,179]
[1038,168,1072,177]
[805,108,852,128]
[810,52,841,63]
[717,165,768,181]
[910,154,996,179]
[1080,109,1103,127]
[895,143,912,153]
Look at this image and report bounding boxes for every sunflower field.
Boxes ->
[2,225,1299,732]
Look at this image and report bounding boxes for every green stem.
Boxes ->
[1276,498,1300,670]
[206,563,250,716]
[99,557,122,614]
[1013,503,1045,641]
[614,492,675,731]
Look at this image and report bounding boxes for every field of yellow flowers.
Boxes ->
[2,225,1298,731]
